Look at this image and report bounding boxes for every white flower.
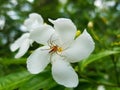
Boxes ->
[97,85,105,90]
[24,13,44,31]
[24,13,55,45]
[10,33,33,58]
[0,16,5,30]
[27,18,95,87]
[10,13,54,58]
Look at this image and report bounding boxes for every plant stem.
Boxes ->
[111,55,120,87]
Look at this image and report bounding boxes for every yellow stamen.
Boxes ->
[57,47,63,52]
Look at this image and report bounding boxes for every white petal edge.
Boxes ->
[30,24,55,45]
[24,13,43,30]
[29,13,43,23]
[27,46,50,74]
[62,29,95,63]
[51,55,79,88]
[15,38,30,58]
[10,33,30,52]
[49,18,77,44]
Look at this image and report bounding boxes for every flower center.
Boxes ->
[57,47,63,52]
[49,45,63,53]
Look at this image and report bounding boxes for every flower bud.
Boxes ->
[88,21,94,28]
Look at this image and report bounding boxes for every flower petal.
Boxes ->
[27,46,50,74]
[10,33,30,52]
[49,18,77,44]
[15,38,30,58]
[30,24,55,45]
[24,13,43,31]
[51,55,78,87]
[62,29,95,63]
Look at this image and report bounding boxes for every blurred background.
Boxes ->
[0,0,120,90]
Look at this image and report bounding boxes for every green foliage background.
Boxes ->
[0,0,120,90]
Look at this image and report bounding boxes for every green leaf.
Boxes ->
[64,87,74,90]
[80,50,120,71]
[20,70,57,90]
[0,58,26,65]
[0,71,33,90]
[105,87,120,90]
